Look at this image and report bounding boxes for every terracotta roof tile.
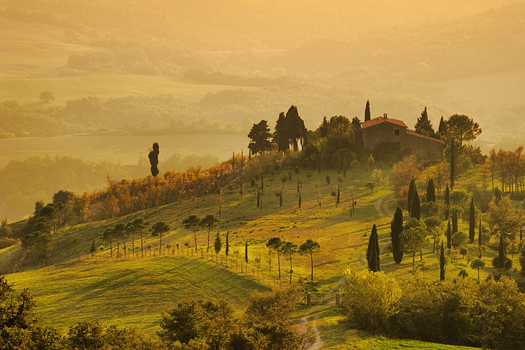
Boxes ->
[362,117,407,129]
[406,130,445,145]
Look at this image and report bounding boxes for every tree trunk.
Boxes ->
[194,231,198,251]
[277,253,281,279]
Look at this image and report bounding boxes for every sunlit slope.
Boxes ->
[7,256,269,332]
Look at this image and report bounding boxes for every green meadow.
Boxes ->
[2,162,514,348]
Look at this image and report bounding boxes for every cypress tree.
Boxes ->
[446,219,452,249]
[299,190,302,208]
[365,100,371,122]
[469,198,475,243]
[279,190,283,209]
[426,178,436,202]
[337,186,340,205]
[391,207,404,263]
[410,189,421,221]
[245,241,248,263]
[367,224,380,272]
[256,189,260,208]
[450,139,455,190]
[408,178,416,214]
[444,185,450,219]
[440,241,445,281]
[225,230,229,257]
[438,116,446,136]
[452,210,458,234]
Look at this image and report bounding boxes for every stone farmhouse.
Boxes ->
[362,114,445,162]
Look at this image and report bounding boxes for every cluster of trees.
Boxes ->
[1,273,310,350]
[484,147,525,195]
[101,219,170,258]
[343,270,525,349]
[159,287,313,350]
[266,237,321,283]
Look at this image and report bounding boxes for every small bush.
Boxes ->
[492,256,512,269]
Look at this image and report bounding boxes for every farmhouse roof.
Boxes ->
[362,116,407,129]
[406,130,445,145]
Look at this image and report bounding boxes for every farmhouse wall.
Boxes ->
[362,116,445,162]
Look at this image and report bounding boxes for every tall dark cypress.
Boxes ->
[410,189,420,221]
[446,219,452,249]
[440,241,445,281]
[391,207,404,263]
[408,178,416,214]
[279,190,283,209]
[426,178,436,202]
[469,198,475,243]
[367,224,380,272]
[478,218,482,258]
[225,231,229,256]
[452,210,458,234]
[365,100,371,122]
[450,139,455,190]
[245,241,248,263]
[444,184,450,219]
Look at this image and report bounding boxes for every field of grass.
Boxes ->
[7,255,268,333]
[2,162,519,348]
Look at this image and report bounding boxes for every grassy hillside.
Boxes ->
[7,255,268,332]
[2,160,522,348]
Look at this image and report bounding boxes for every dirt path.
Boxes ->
[301,192,395,350]
[374,192,395,218]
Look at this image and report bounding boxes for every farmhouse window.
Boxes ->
[395,129,399,136]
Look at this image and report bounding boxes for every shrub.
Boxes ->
[492,256,512,269]
[0,237,18,250]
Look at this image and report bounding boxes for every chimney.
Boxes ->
[383,113,388,119]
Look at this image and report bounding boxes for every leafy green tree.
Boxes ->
[183,215,201,252]
[364,100,371,122]
[440,241,446,281]
[266,237,284,279]
[366,225,380,272]
[445,114,482,146]
[281,241,298,284]
[426,178,436,202]
[214,231,222,257]
[391,207,404,263]
[113,223,126,257]
[342,269,401,330]
[279,172,288,188]
[0,274,36,330]
[67,321,104,350]
[248,120,272,155]
[470,258,485,280]
[299,239,321,281]
[487,196,522,263]
[414,107,435,137]
[425,216,442,253]
[452,231,468,248]
[151,221,170,255]
[201,214,219,253]
[401,218,428,270]
[410,189,420,221]
[318,116,329,137]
